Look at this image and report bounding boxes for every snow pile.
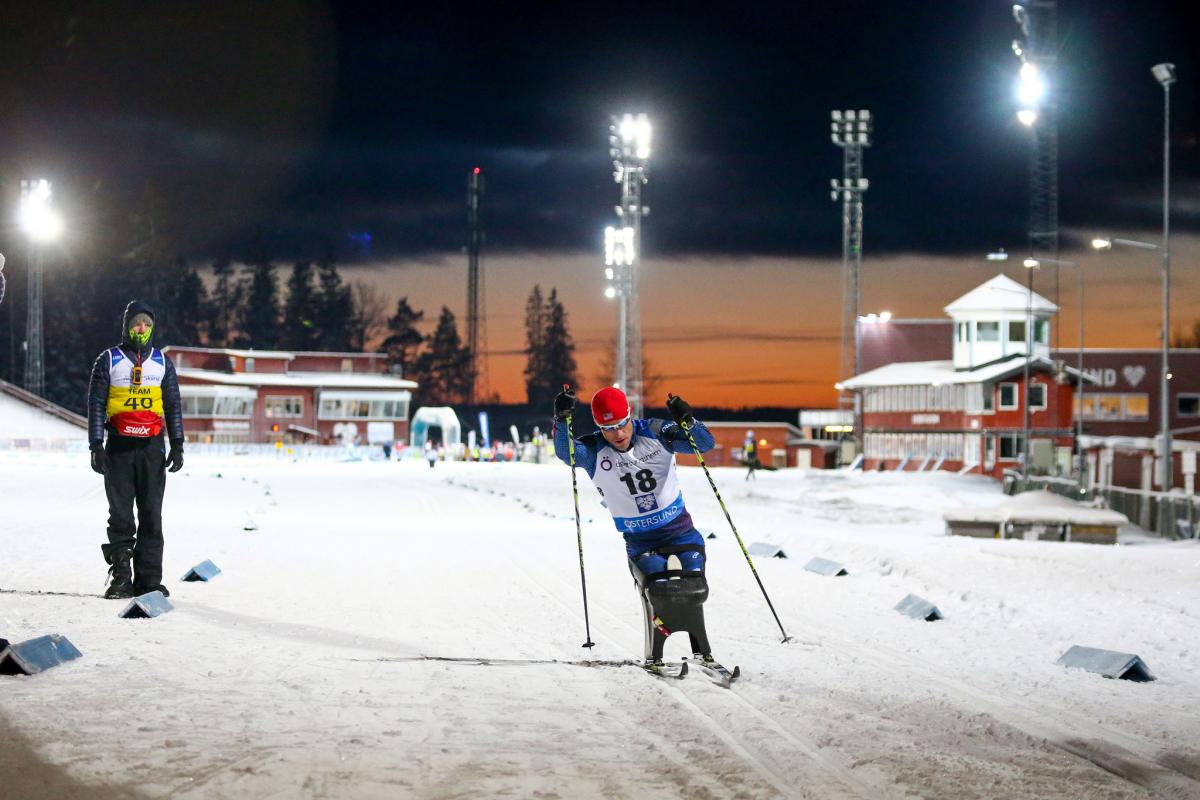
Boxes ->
[943,488,1130,526]
[2,455,1198,798]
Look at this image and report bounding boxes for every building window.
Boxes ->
[264,396,304,418]
[318,394,410,421]
[983,383,994,413]
[957,322,970,343]
[1077,394,1149,421]
[998,382,1018,410]
[1179,394,1200,417]
[1035,320,1049,344]
[998,433,1025,460]
[1124,394,1149,419]
[245,358,255,373]
[1027,383,1047,410]
[180,389,255,418]
[977,321,1000,342]
[1007,320,1026,345]
[341,359,354,373]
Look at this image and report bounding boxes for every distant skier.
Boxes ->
[424,439,438,469]
[87,301,184,599]
[744,430,758,481]
[553,386,721,671]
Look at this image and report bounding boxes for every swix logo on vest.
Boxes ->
[121,423,154,436]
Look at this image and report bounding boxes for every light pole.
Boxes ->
[1020,257,1039,479]
[830,109,872,402]
[607,113,651,418]
[1093,233,1172,501]
[1012,3,1061,332]
[1153,62,1176,504]
[18,179,64,397]
[1025,256,1082,481]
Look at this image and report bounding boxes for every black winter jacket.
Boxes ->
[86,300,184,447]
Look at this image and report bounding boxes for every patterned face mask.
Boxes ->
[129,324,153,346]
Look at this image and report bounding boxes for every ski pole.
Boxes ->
[673,400,793,644]
[563,385,596,649]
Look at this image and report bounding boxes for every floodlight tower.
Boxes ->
[18,179,63,398]
[1012,2,1060,346]
[830,109,872,398]
[606,113,651,418]
[466,167,487,404]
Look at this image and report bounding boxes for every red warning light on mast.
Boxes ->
[473,167,481,174]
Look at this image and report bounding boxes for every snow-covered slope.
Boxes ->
[2,452,1198,798]
[0,386,86,445]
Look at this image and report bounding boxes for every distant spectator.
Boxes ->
[744,431,759,481]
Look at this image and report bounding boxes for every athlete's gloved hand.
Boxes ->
[166,443,184,473]
[667,394,694,427]
[90,443,107,475]
[553,386,576,421]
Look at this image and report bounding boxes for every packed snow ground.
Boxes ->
[2,450,1199,799]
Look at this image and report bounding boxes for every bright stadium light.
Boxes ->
[616,113,652,161]
[604,286,616,299]
[1091,238,1112,250]
[1017,108,1038,127]
[879,310,892,322]
[1017,62,1045,106]
[1023,257,1039,268]
[18,180,64,244]
[604,225,635,266]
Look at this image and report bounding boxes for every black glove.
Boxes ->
[167,443,184,473]
[666,394,694,427]
[553,386,576,422]
[90,443,107,475]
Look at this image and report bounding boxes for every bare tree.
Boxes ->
[350,281,389,350]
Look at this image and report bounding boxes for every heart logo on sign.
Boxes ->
[1123,365,1146,387]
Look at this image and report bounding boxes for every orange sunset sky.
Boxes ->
[330,230,1199,410]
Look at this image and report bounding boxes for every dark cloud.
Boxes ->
[1,1,1195,262]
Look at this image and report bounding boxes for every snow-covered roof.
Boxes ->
[177,367,416,390]
[0,380,86,441]
[943,490,1128,526]
[164,346,295,360]
[943,274,1058,315]
[841,355,1092,389]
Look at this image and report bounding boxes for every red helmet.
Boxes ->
[591,386,630,426]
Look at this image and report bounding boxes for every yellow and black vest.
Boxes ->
[105,347,167,437]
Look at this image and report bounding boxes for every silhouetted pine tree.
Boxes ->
[314,252,354,351]
[279,260,320,350]
[238,233,279,349]
[382,297,425,377]
[522,285,546,404]
[207,255,242,347]
[539,288,578,406]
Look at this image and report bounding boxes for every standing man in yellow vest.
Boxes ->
[87,301,185,599]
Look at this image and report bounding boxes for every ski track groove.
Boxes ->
[790,614,1200,800]
[501,553,879,799]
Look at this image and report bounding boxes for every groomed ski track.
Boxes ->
[3,453,1198,798]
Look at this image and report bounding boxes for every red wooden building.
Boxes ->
[843,275,1089,480]
[163,347,417,445]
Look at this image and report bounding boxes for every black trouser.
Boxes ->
[101,434,167,589]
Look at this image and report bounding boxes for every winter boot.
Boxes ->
[135,584,170,598]
[104,548,136,599]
